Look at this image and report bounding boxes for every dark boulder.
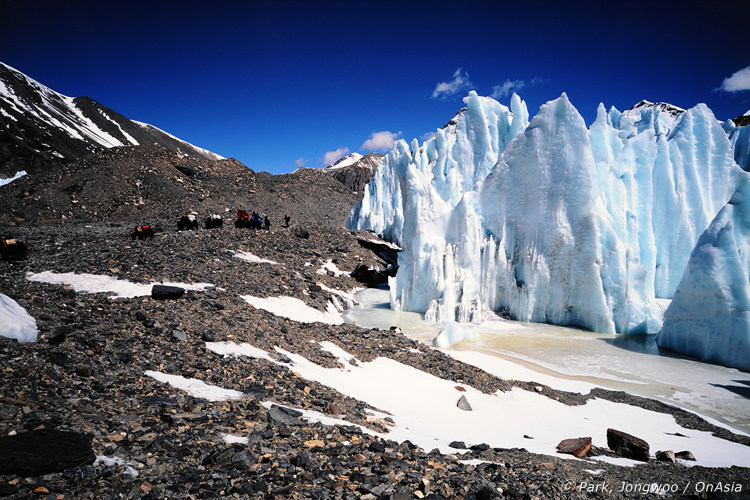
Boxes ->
[556,437,591,458]
[293,226,310,239]
[151,285,185,300]
[607,428,649,462]
[0,429,95,476]
[267,405,304,426]
[351,264,393,287]
[1,238,29,261]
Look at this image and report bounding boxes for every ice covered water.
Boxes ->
[345,288,750,435]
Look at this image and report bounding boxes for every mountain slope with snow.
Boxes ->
[324,152,384,192]
[0,62,222,178]
[349,92,747,340]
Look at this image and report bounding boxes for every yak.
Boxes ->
[205,215,224,229]
[177,214,199,230]
[131,225,154,240]
[1,238,29,261]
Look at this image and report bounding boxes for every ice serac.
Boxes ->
[347,91,529,245]
[657,178,750,371]
[350,92,748,336]
[724,113,750,172]
[0,293,37,342]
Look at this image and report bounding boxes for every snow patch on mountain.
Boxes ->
[326,152,363,170]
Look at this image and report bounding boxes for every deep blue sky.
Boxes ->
[3,0,749,174]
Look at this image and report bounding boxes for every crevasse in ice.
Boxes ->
[657,177,750,371]
[349,92,748,336]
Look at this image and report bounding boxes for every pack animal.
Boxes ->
[205,215,224,229]
[1,238,29,261]
[131,225,154,240]
[177,215,199,230]
[235,209,251,228]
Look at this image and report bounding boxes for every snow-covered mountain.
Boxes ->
[0,62,222,178]
[322,152,384,192]
[348,91,748,352]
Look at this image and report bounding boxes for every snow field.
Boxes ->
[26,271,214,298]
[192,340,750,468]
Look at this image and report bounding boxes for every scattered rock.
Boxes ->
[556,437,591,458]
[267,405,304,426]
[675,450,696,461]
[607,428,649,462]
[457,394,472,411]
[293,226,310,239]
[656,450,676,463]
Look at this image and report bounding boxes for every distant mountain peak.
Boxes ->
[626,100,685,118]
[326,152,363,170]
[322,152,384,192]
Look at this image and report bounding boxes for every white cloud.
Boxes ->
[432,68,473,99]
[491,79,526,99]
[294,158,309,168]
[421,131,437,142]
[361,131,402,152]
[323,147,349,166]
[718,66,750,92]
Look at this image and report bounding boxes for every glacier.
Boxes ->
[656,177,750,371]
[349,92,748,337]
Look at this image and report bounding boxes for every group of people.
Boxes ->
[236,210,292,230]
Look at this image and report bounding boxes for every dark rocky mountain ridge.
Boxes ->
[0,62,221,180]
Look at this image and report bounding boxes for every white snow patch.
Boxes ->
[240,295,343,325]
[0,293,38,342]
[585,469,606,475]
[94,455,139,477]
[144,370,243,402]
[233,251,279,265]
[316,260,349,277]
[221,434,249,445]
[26,271,213,299]
[0,170,26,186]
[205,341,280,363]
[316,282,360,306]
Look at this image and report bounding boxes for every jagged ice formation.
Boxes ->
[657,177,750,371]
[348,92,748,336]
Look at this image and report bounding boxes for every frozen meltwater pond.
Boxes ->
[344,288,750,435]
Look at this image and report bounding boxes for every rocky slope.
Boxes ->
[0,220,748,499]
[0,143,360,229]
[324,153,384,192]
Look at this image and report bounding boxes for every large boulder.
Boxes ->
[607,428,649,462]
[0,429,95,476]
[556,437,591,458]
[151,285,185,300]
